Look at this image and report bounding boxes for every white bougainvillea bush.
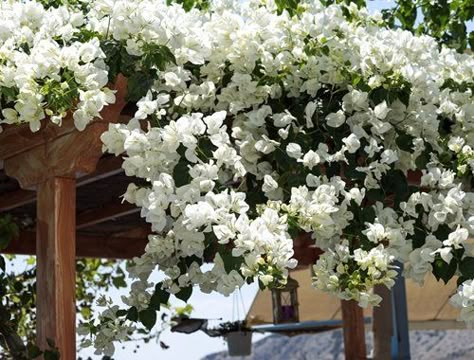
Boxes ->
[1,0,474,355]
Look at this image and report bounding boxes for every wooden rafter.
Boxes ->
[0,156,124,212]
[0,188,35,212]
[3,231,147,259]
[76,200,140,230]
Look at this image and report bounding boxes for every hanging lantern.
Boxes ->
[271,276,299,324]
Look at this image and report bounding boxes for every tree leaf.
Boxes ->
[27,343,42,358]
[112,275,127,288]
[175,286,193,303]
[139,308,157,331]
[149,283,170,311]
[432,257,457,284]
[126,72,155,102]
[395,132,414,152]
[43,350,59,360]
[459,257,474,279]
[126,306,139,322]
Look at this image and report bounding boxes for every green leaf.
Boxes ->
[469,31,474,52]
[381,169,408,202]
[396,132,414,152]
[432,257,457,284]
[0,255,5,272]
[81,306,92,319]
[116,309,128,317]
[112,275,127,288]
[43,350,59,360]
[126,72,155,102]
[149,283,170,311]
[459,257,474,279]
[175,286,193,302]
[139,308,157,331]
[27,343,42,358]
[141,44,176,71]
[366,189,385,202]
[126,306,139,322]
[361,206,376,223]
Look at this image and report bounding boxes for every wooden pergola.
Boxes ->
[0,76,377,359]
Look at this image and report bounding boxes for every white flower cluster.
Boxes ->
[102,110,297,297]
[78,296,136,356]
[0,1,115,131]
[312,241,398,307]
[450,280,474,326]
[4,0,474,353]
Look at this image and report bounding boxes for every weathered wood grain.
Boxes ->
[341,300,367,360]
[36,177,76,359]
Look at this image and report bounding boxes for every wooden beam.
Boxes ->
[341,300,367,360]
[373,285,392,360]
[0,156,123,212]
[36,177,76,358]
[0,188,35,212]
[76,201,140,230]
[76,156,124,186]
[3,231,147,259]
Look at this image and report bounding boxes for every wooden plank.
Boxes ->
[76,201,140,230]
[76,156,123,187]
[0,188,35,212]
[0,156,123,212]
[341,300,367,360]
[3,231,147,259]
[373,285,392,360]
[36,177,76,359]
[0,118,77,160]
[5,120,118,189]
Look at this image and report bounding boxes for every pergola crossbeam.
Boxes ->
[76,200,140,230]
[0,156,124,212]
[3,231,147,259]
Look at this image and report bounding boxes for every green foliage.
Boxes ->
[139,308,157,330]
[270,0,474,52]
[0,215,18,251]
[149,284,171,311]
[100,39,176,102]
[432,257,457,284]
[167,0,210,11]
[39,70,80,117]
[175,286,193,302]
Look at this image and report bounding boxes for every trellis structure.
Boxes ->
[0,76,389,359]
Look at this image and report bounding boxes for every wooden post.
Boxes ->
[373,285,392,360]
[341,300,367,360]
[0,76,127,358]
[36,177,76,357]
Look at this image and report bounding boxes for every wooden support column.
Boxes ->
[341,300,367,360]
[0,75,128,359]
[36,177,76,357]
[373,285,392,360]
